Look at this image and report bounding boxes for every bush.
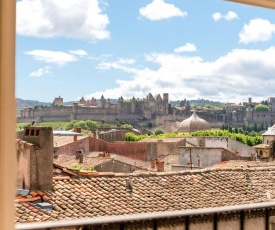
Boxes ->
[154,129,165,135]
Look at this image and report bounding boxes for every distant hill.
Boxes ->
[16,98,51,114]
[171,99,225,108]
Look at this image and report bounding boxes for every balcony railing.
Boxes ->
[16,201,275,230]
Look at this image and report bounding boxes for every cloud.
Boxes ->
[239,18,275,44]
[212,12,222,22]
[25,50,77,66]
[97,58,135,71]
[69,50,88,56]
[29,66,52,77]
[212,11,238,21]
[88,47,275,103]
[16,0,110,40]
[174,43,197,53]
[139,0,187,21]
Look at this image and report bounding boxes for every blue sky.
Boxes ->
[16,0,275,103]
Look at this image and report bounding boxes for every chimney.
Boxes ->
[156,161,164,172]
[74,127,82,133]
[151,159,156,169]
[74,135,77,141]
[17,127,53,191]
[79,154,83,163]
[93,132,96,138]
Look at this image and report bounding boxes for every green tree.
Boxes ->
[85,120,98,132]
[154,129,165,135]
[254,104,269,111]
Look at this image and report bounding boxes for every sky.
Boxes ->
[16,0,275,104]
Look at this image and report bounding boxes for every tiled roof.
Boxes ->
[211,160,275,169]
[15,167,275,223]
[54,152,153,171]
[54,152,112,169]
[53,136,87,147]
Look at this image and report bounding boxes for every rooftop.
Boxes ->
[210,160,275,169]
[15,167,275,224]
[53,136,87,147]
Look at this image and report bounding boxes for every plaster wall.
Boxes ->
[244,216,265,230]
[16,141,36,190]
[109,142,147,161]
[56,137,89,155]
[218,219,239,230]
[95,160,142,173]
[263,135,275,145]
[179,148,223,167]
[186,137,255,158]
[190,222,213,230]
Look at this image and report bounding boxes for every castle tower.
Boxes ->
[100,95,106,108]
[53,96,63,106]
[131,97,136,114]
[245,105,253,123]
[106,98,111,108]
[163,93,169,115]
[232,110,238,122]
[117,96,123,112]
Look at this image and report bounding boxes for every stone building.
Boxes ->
[18,93,191,126]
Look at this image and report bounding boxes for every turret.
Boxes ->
[131,97,136,114]
[100,95,106,108]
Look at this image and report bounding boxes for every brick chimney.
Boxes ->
[151,159,156,169]
[156,161,164,172]
[74,135,77,141]
[17,127,53,191]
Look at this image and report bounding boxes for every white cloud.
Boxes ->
[69,50,88,56]
[25,50,77,66]
[212,11,238,21]
[174,43,197,53]
[224,11,239,21]
[139,0,187,21]
[239,18,275,44]
[29,66,52,77]
[97,58,135,71]
[16,0,110,40]
[88,47,275,103]
[212,12,222,21]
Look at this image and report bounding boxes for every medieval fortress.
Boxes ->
[18,93,275,128]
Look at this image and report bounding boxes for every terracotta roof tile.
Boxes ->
[15,167,275,223]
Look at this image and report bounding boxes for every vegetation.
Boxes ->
[191,129,262,146]
[154,129,165,135]
[65,120,99,132]
[254,104,269,112]
[126,125,262,147]
[16,121,71,130]
[71,163,95,171]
